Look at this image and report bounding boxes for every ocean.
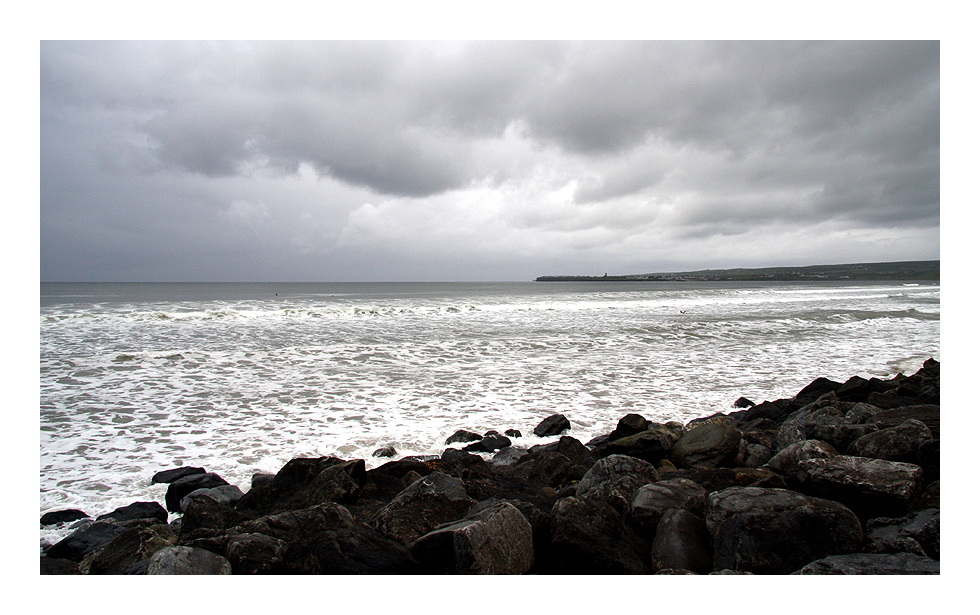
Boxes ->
[39,280,939,544]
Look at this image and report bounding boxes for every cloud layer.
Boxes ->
[41,40,939,281]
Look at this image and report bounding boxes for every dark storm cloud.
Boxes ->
[40,40,940,281]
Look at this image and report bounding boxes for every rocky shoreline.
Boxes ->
[41,359,940,575]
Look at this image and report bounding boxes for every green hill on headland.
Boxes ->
[535,260,939,282]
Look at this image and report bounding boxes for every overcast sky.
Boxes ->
[40,40,939,282]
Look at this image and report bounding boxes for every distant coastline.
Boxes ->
[535,260,939,282]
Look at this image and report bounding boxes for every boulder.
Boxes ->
[372,446,397,458]
[630,478,708,541]
[145,545,232,575]
[548,496,649,574]
[446,429,483,445]
[528,435,595,466]
[503,451,574,489]
[236,457,344,515]
[251,473,275,489]
[504,429,522,438]
[659,467,780,494]
[306,459,366,506]
[97,501,169,524]
[795,456,923,519]
[533,414,571,437]
[595,424,680,464]
[608,413,650,441]
[734,397,755,408]
[490,446,530,467]
[236,502,355,548]
[40,557,80,575]
[151,466,206,484]
[575,454,661,514]
[865,508,939,560]
[312,525,422,574]
[179,497,251,535]
[671,422,742,468]
[764,439,839,476]
[223,533,289,575]
[44,521,130,563]
[178,485,245,513]
[40,509,89,526]
[369,472,476,545]
[795,377,842,403]
[80,524,177,575]
[847,419,933,462]
[165,473,230,513]
[410,501,534,574]
[650,508,713,574]
[439,448,493,479]
[706,486,863,574]
[463,432,512,453]
[793,552,940,574]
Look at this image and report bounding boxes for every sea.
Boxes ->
[39,280,939,546]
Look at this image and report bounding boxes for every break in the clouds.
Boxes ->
[40,40,939,281]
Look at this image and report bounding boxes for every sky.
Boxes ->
[40,39,940,282]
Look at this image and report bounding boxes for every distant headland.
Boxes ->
[535,260,939,282]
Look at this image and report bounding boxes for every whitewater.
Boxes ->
[39,280,939,544]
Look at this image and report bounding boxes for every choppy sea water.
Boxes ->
[40,280,939,544]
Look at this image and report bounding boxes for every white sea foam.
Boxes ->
[40,281,939,546]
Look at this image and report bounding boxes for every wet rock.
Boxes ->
[369,471,476,545]
[794,552,940,574]
[97,501,169,524]
[307,459,366,506]
[223,533,289,575]
[847,418,933,462]
[446,429,482,445]
[630,478,708,541]
[463,432,512,453]
[180,497,250,535]
[795,456,923,519]
[312,525,421,574]
[533,414,571,437]
[608,413,650,441]
[503,451,573,489]
[765,439,839,476]
[40,509,89,526]
[706,486,863,574]
[165,473,230,513]
[151,466,206,484]
[548,496,649,574]
[651,508,713,574]
[504,429,522,438]
[596,424,680,464]
[372,446,396,458]
[490,445,530,467]
[45,521,129,562]
[671,422,742,469]
[529,435,596,466]
[865,508,939,559]
[80,524,177,575]
[40,556,80,574]
[145,545,232,575]
[236,457,344,515]
[576,454,661,514]
[178,485,245,513]
[410,501,534,574]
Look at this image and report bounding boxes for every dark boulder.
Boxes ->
[236,457,344,515]
[873,405,940,440]
[446,429,482,445]
[251,473,275,489]
[502,451,573,489]
[45,521,129,562]
[180,497,251,535]
[548,496,649,574]
[734,397,755,408]
[410,501,534,574]
[312,525,422,574]
[504,429,522,438]
[40,509,89,526]
[462,432,512,453]
[575,454,661,515]
[795,456,923,519]
[865,508,939,560]
[595,424,679,464]
[490,446,530,467]
[650,508,713,574]
[630,478,707,541]
[372,446,396,458]
[369,471,476,545]
[97,501,169,524]
[533,414,571,437]
[165,473,230,513]
[528,435,596,466]
[223,532,289,574]
[40,557,80,575]
[794,552,940,574]
[440,448,493,479]
[915,440,940,485]
[706,486,863,574]
[659,467,780,494]
[307,459,366,506]
[671,422,742,469]
[151,466,206,484]
[145,545,232,575]
[178,484,245,512]
[80,524,177,575]
[764,439,839,477]
[847,419,933,462]
[795,377,843,403]
[608,413,649,441]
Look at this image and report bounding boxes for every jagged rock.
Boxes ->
[650,508,713,574]
[223,533,289,574]
[671,422,742,468]
[151,466,206,484]
[866,508,939,559]
[734,397,755,408]
[312,525,422,574]
[765,439,839,476]
[847,419,933,462]
[178,485,245,513]
[251,473,275,489]
[529,435,596,466]
[236,502,355,548]
[165,473,230,513]
[743,443,772,468]
[372,446,396,458]
[307,459,366,506]
[548,496,649,574]
[370,472,476,545]
[80,524,177,574]
[180,497,250,535]
[40,509,89,526]
[533,414,571,437]
[410,501,534,574]
[575,454,661,514]
[806,423,879,452]
[630,478,708,541]
[45,521,130,562]
[794,552,940,574]
[795,456,923,519]
[97,501,169,524]
[145,545,232,575]
[706,486,863,574]
[440,448,493,479]
[502,451,573,489]
[874,405,939,440]
[446,429,483,445]
[608,413,650,441]
[236,457,344,515]
[795,377,842,403]
[596,424,680,464]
